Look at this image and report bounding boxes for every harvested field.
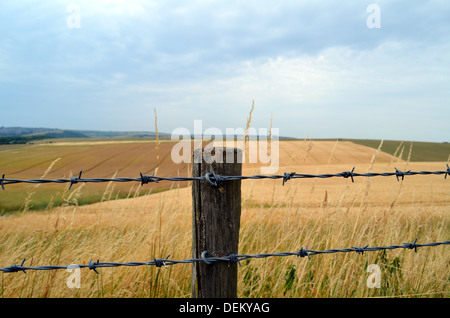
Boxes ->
[0,139,448,298]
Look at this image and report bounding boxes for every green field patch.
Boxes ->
[345,139,450,162]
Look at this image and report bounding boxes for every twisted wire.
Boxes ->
[1,164,449,189]
[1,239,447,274]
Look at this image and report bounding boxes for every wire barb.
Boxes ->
[352,245,369,255]
[297,247,310,259]
[140,172,158,185]
[0,173,5,190]
[395,167,410,182]
[445,164,450,179]
[282,172,296,186]
[403,238,419,253]
[4,259,27,273]
[69,170,82,190]
[342,167,356,183]
[88,259,100,274]
[154,255,170,268]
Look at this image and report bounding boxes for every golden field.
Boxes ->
[0,139,448,298]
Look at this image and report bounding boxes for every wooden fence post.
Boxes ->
[191,147,242,298]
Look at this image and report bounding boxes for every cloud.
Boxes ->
[0,1,449,141]
[117,39,450,141]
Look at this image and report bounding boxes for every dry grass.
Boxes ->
[0,140,448,298]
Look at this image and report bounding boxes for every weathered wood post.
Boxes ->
[191,147,242,298]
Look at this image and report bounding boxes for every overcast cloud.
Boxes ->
[0,0,449,141]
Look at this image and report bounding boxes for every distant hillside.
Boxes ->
[71,130,171,139]
[0,127,172,144]
[0,127,294,142]
[0,128,88,144]
[0,127,57,137]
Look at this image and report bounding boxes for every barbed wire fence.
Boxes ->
[1,164,449,189]
[1,161,449,296]
[1,239,449,274]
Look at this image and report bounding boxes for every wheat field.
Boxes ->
[0,139,448,298]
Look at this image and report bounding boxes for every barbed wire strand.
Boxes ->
[1,239,448,274]
[1,164,449,189]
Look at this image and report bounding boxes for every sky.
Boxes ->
[0,0,449,142]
